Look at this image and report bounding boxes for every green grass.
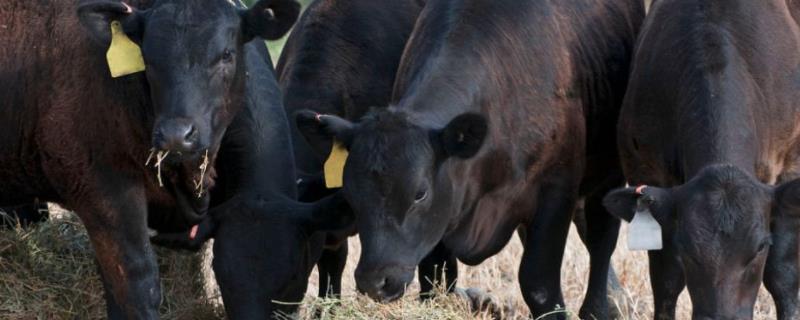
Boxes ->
[267,38,290,63]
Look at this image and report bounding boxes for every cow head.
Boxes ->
[151,193,353,318]
[296,108,487,302]
[78,0,299,156]
[604,164,800,319]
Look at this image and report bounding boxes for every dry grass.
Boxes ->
[0,208,221,320]
[0,207,781,319]
[294,224,779,319]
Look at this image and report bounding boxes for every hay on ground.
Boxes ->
[0,211,221,320]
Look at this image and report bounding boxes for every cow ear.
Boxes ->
[603,186,673,224]
[774,178,800,215]
[439,113,488,159]
[603,188,640,222]
[304,193,355,232]
[77,1,144,46]
[295,110,355,158]
[240,0,301,41]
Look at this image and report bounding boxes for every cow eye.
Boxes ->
[746,238,773,265]
[221,49,234,63]
[414,189,428,203]
[758,238,772,252]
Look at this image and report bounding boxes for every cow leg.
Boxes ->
[764,216,800,320]
[420,243,506,316]
[97,259,127,319]
[519,179,577,319]
[575,181,623,319]
[648,246,684,320]
[317,240,348,297]
[75,185,160,319]
[573,209,625,315]
[418,241,458,298]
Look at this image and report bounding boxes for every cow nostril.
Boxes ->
[153,122,198,153]
[183,125,197,142]
[154,131,165,143]
[375,277,387,290]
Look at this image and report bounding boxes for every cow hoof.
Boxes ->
[453,287,510,319]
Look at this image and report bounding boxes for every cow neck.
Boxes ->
[392,54,487,129]
[673,91,760,182]
[664,0,800,183]
[568,0,643,114]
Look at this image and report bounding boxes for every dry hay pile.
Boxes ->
[294,224,780,320]
[282,291,522,320]
[0,210,221,320]
[0,206,782,319]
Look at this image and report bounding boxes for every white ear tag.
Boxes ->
[627,207,663,251]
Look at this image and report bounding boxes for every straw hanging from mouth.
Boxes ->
[194,150,210,198]
[145,148,170,187]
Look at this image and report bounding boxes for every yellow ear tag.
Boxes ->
[324,140,348,189]
[106,20,145,78]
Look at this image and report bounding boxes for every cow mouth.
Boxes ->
[359,278,407,303]
[375,287,405,303]
[146,148,218,224]
[355,265,415,303]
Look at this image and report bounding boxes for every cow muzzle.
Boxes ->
[355,264,415,303]
[153,118,201,154]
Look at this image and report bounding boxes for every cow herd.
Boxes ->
[1,0,800,319]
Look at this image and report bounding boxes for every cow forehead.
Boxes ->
[675,187,770,265]
[351,130,432,173]
[680,186,769,232]
[142,1,240,63]
[680,166,769,224]
[153,0,240,9]
[148,0,240,27]
[677,216,767,268]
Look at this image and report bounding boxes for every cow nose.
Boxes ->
[154,121,197,153]
[355,267,408,302]
[355,273,391,301]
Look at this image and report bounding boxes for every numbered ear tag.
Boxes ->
[106,20,145,78]
[323,140,348,189]
[627,207,663,251]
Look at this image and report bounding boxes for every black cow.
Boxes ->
[296,0,644,318]
[165,194,353,319]
[1,0,297,318]
[150,1,427,317]
[277,0,467,299]
[603,1,800,319]
[278,0,424,180]
[150,37,354,319]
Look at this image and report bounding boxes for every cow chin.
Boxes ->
[155,149,218,226]
[172,181,210,225]
[355,264,415,303]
